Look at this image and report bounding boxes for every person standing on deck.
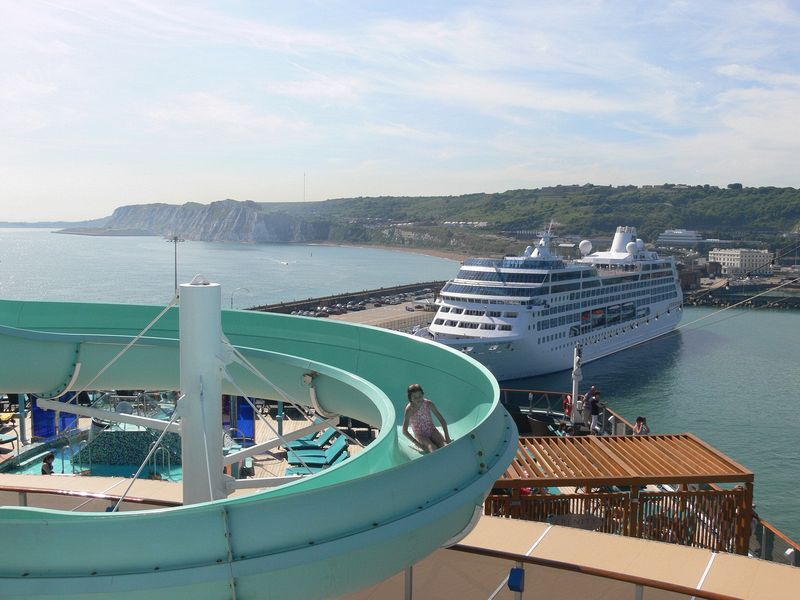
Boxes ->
[633,416,651,435]
[589,394,601,434]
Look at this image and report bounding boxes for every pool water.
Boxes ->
[9,451,183,481]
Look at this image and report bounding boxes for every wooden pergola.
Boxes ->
[490,434,755,554]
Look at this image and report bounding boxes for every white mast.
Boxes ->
[179,276,227,504]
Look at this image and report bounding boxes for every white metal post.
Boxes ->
[570,344,583,426]
[179,278,227,504]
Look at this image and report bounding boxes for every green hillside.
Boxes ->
[262,184,800,241]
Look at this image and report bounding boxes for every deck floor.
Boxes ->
[0,403,372,510]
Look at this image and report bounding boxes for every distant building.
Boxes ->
[441,221,488,228]
[656,229,703,246]
[679,270,701,290]
[708,248,773,275]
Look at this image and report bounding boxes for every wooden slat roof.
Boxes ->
[498,434,753,487]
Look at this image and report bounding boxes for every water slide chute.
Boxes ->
[0,298,517,599]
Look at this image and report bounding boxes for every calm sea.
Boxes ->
[510,306,800,541]
[2,228,798,540]
[0,228,458,307]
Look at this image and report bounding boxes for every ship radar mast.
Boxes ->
[530,220,556,258]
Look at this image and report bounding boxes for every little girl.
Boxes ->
[402,384,451,452]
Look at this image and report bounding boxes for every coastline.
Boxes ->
[47,230,472,262]
[315,242,470,262]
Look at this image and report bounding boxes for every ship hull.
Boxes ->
[436,305,682,381]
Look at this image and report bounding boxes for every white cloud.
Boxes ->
[716,64,800,87]
[141,92,310,136]
[265,75,366,103]
[364,122,443,142]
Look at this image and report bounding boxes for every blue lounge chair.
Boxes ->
[287,436,348,467]
[285,427,338,451]
[0,430,18,453]
[285,451,349,476]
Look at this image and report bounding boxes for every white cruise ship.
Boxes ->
[420,226,683,380]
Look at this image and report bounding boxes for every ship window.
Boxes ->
[499,325,513,331]
[439,307,450,313]
[551,271,580,282]
[504,312,518,318]
[450,308,463,314]
[487,311,502,317]
[434,319,444,325]
[480,323,496,330]
[446,320,457,327]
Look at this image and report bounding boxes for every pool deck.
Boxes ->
[0,407,367,510]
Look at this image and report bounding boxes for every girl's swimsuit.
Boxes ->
[409,399,436,438]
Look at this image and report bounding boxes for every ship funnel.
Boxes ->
[610,226,638,253]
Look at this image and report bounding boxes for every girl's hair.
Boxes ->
[407,383,424,400]
[45,452,55,462]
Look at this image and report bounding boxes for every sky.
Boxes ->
[3,0,800,221]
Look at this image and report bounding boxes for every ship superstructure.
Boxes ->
[423,226,683,380]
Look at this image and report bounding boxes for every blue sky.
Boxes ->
[3,0,800,220]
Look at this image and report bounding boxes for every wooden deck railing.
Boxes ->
[486,487,750,554]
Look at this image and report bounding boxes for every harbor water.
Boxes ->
[508,306,800,542]
[1,228,798,540]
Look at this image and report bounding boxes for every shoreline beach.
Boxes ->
[316,242,470,262]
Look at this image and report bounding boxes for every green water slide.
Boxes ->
[0,299,517,599]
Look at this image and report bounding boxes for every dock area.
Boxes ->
[250,280,445,315]
[684,276,800,309]
[328,301,435,331]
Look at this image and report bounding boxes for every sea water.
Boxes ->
[0,228,459,307]
[2,228,798,540]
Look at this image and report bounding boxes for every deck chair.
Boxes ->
[284,427,338,451]
[287,436,348,467]
[0,429,18,454]
[285,451,350,476]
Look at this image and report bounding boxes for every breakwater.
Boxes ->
[251,281,446,314]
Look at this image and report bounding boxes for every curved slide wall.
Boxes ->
[0,300,518,600]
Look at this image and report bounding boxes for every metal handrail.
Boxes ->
[760,518,800,553]
[500,387,568,395]
[150,446,172,481]
[450,544,741,600]
[75,439,91,473]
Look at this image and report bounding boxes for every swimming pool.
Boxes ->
[7,450,183,480]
